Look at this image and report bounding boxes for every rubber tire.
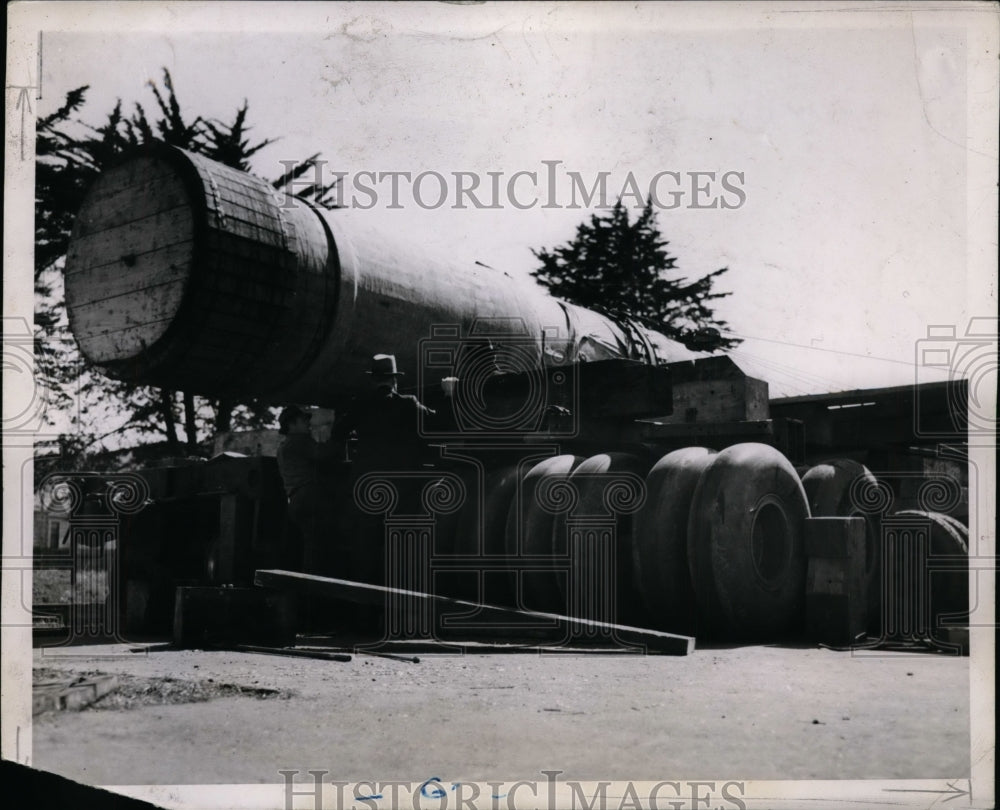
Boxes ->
[447,465,520,604]
[505,454,583,613]
[555,453,650,626]
[687,442,809,640]
[801,459,883,632]
[632,447,717,633]
[427,466,478,557]
[888,510,969,627]
[932,512,970,545]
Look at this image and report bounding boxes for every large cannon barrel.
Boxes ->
[64,143,703,406]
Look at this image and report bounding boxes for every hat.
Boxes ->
[367,353,404,377]
[278,405,310,435]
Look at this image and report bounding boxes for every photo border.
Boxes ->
[4,3,996,808]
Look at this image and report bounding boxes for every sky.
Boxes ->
[11,1,999,400]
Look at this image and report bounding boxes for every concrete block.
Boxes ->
[805,518,867,646]
[804,516,865,559]
[806,560,867,645]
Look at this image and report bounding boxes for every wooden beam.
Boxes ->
[227,644,352,663]
[33,675,119,715]
[254,569,695,656]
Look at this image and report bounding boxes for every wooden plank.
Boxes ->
[33,675,118,715]
[254,569,695,655]
[69,205,195,265]
[217,218,287,249]
[65,244,192,307]
[309,640,655,656]
[67,237,192,280]
[70,281,186,340]
[79,158,184,203]
[210,192,284,222]
[214,173,274,197]
[227,644,353,662]
[72,318,174,363]
[73,305,312,365]
[66,221,192,358]
[77,171,191,230]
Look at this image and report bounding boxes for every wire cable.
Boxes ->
[721,330,953,373]
[729,348,849,392]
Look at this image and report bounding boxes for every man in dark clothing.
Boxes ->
[276,405,344,575]
[334,354,443,589]
[336,354,437,475]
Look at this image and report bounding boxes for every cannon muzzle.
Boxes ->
[65,144,703,405]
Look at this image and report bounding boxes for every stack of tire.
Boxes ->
[432,443,969,642]
[503,443,811,640]
[633,444,809,640]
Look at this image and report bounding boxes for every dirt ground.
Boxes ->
[30,640,969,787]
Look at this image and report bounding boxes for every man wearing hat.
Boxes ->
[276,405,344,576]
[336,353,437,474]
[332,354,442,589]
